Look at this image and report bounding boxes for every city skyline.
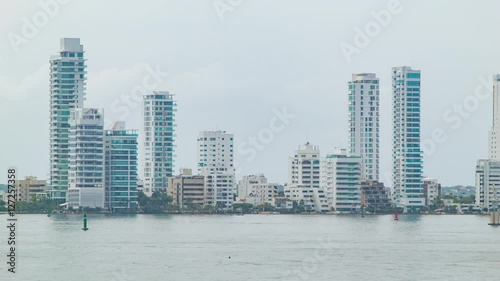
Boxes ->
[2,1,500,187]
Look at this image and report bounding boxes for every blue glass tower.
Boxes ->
[392,66,424,212]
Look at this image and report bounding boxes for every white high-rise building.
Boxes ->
[348,73,380,180]
[67,108,105,208]
[392,66,425,212]
[49,38,87,202]
[141,91,177,196]
[288,142,321,189]
[489,75,500,160]
[475,159,500,211]
[197,130,235,209]
[321,148,362,212]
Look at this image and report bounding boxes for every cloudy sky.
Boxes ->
[0,0,498,186]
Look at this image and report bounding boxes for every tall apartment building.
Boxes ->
[475,159,500,211]
[392,66,425,212]
[168,169,205,209]
[321,148,362,212]
[67,108,105,209]
[142,91,176,196]
[197,130,235,209]
[105,122,139,212]
[489,75,500,160]
[348,73,380,180]
[16,176,47,202]
[288,142,321,189]
[49,38,87,202]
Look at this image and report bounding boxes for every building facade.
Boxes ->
[360,180,390,209]
[348,73,380,180]
[49,38,87,202]
[475,159,500,211]
[284,184,329,212]
[168,169,205,209]
[142,91,176,196]
[16,176,47,202]
[237,174,278,206]
[105,122,139,212]
[489,74,500,160]
[197,130,235,209]
[392,66,425,212]
[288,142,321,189]
[423,177,441,207]
[68,108,105,209]
[321,149,362,212]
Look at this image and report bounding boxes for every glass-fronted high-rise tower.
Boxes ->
[141,91,176,196]
[392,66,424,212]
[49,38,86,202]
[348,73,380,181]
[105,122,139,212]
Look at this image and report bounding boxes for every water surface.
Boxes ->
[0,214,498,280]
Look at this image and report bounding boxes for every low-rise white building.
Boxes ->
[423,177,441,206]
[284,184,329,212]
[237,174,278,206]
[272,197,294,211]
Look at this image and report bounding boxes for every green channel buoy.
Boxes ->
[82,214,89,231]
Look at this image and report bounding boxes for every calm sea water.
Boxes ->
[0,214,498,281]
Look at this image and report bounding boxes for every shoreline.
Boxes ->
[0,212,491,216]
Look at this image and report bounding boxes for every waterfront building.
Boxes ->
[272,197,294,211]
[284,184,329,212]
[288,142,321,189]
[197,130,235,209]
[67,108,105,209]
[321,148,362,212]
[489,74,500,160]
[141,91,176,196]
[475,159,500,211]
[237,174,278,206]
[168,169,205,209]
[361,180,390,209]
[348,73,380,180]
[105,122,139,212]
[392,66,425,212]
[423,177,441,207]
[49,38,87,202]
[16,176,48,202]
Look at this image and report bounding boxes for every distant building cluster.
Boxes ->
[31,37,500,214]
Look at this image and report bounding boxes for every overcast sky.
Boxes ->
[0,0,498,187]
